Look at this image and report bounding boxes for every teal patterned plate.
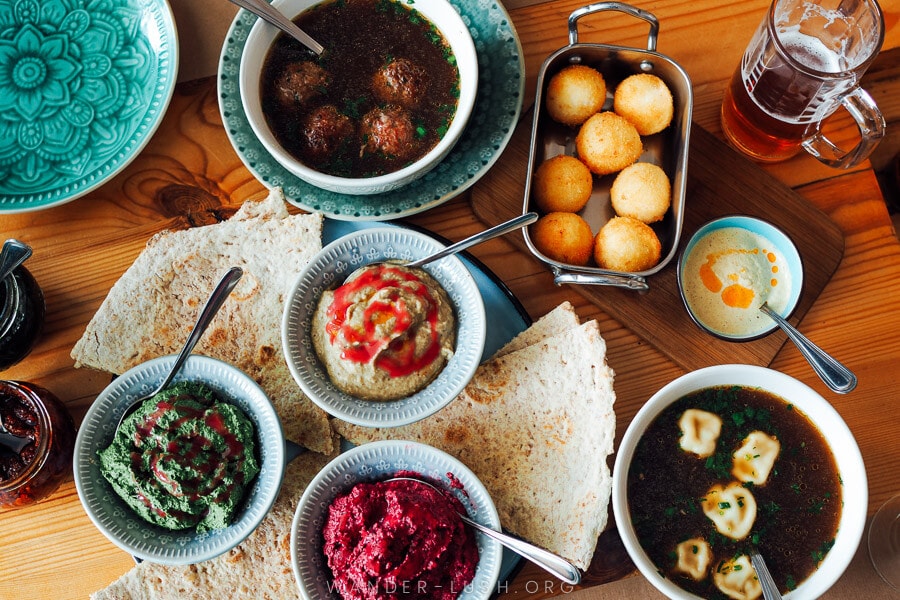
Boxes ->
[218,0,524,221]
[0,0,178,212]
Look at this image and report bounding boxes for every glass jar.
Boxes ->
[0,266,45,371]
[0,381,76,509]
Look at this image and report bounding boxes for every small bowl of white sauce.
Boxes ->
[677,215,803,341]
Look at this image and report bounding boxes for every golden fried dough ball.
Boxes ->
[593,216,662,272]
[575,112,642,175]
[531,212,594,266]
[610,162,671,223]
[545,65,607,127]
[613,73,674,136]
[533,155,594,213]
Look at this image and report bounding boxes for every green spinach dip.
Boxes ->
[98,381,260,532]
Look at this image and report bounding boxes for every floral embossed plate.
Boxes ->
[0,0,178,212]
[217,0,524,221]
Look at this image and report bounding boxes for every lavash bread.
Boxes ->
[70,189,333,454]
[493,300,579,357]
[332,307,616,570]
[91,438,339,600]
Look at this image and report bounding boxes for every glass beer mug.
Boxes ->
[721,0,885,168]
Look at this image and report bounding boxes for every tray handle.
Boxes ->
[552,266,649,291]
[568,2,659,51]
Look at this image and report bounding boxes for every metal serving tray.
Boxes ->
[522,2,693,291]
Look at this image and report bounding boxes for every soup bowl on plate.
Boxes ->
[612,364,866,600]
[239,0,479,196]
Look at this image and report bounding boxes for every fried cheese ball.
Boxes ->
[610,162,671,223]
[613,73,674,136]
[531,212,594,266]
[593,216,662,272]
[533,155,594,213]
[575,112,642,176]
[545,65,607,127]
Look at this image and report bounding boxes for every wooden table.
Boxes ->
[2,0,899,598]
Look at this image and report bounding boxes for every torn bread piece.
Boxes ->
[71,188,333,454]
[333,313,616,571]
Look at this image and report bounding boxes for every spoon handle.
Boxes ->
[151,267,243,396]
[750,550,783,600]
[760,303,857,394]
[0,239,32,282]
[459,513,582,585]
[406,213,539,269]
[227,0,324,55]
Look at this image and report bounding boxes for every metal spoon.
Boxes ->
[333,213,538,289]
[114,267,243,431]
[386,476,582,585]
[227,0,324,55]
[0,239,32,282]
[759,302,857,394]
[749,549,783,600]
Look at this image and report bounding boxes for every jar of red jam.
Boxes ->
[0,266,45,371]
[0,381,76,509]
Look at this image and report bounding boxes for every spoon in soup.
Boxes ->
[749,549,783,600]
[385,476,582,585]
[227,0,324,55]
[758,302,857,394]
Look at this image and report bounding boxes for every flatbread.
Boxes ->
[71,189,333,454]
[493,300,579,357]
[332,312,616,570]
[90,439,339,600]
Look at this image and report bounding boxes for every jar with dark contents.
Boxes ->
[0,266,45,371]
[0,381,76,509]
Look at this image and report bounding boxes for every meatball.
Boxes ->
[372,58,428,108]
[274,61,330,107]
[299,104,354,163]
[360,105,418,159]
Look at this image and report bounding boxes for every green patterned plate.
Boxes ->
[0,0,179,212]
[217,0,524,221]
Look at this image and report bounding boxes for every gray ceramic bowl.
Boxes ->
[282,226,486,427]
[291,439,503,600]
[73,355,285,565]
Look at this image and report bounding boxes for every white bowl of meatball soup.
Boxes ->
[240,0,478,196]
[612,365,866,600]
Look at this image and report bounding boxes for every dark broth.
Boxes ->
[627,385,841,598]
[260,0,461,178]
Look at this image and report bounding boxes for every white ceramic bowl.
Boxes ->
[291,439,503,600]
[73,355,285,565]
[239,0,479,196]
[677,215,804,341]
[282,226,486,427]
[612,364,867,600]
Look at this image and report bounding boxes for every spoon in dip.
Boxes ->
[759,302,857,394]
[749,549,783,600]
[386,476,582,585]
[226,0,324,55]
[333,213,539,290]
[114,267,243,431]
[0,239,32,283]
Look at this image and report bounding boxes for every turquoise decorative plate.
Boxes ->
[217,0,524,221]
[0,0,179,212]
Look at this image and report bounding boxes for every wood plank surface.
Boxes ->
[2,1,900,599]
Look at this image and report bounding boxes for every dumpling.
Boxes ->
[713,555,762,600]
[674,538,712,581]
[732,431,781,486]
[701,481,757,540]
[679,409,722,457]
